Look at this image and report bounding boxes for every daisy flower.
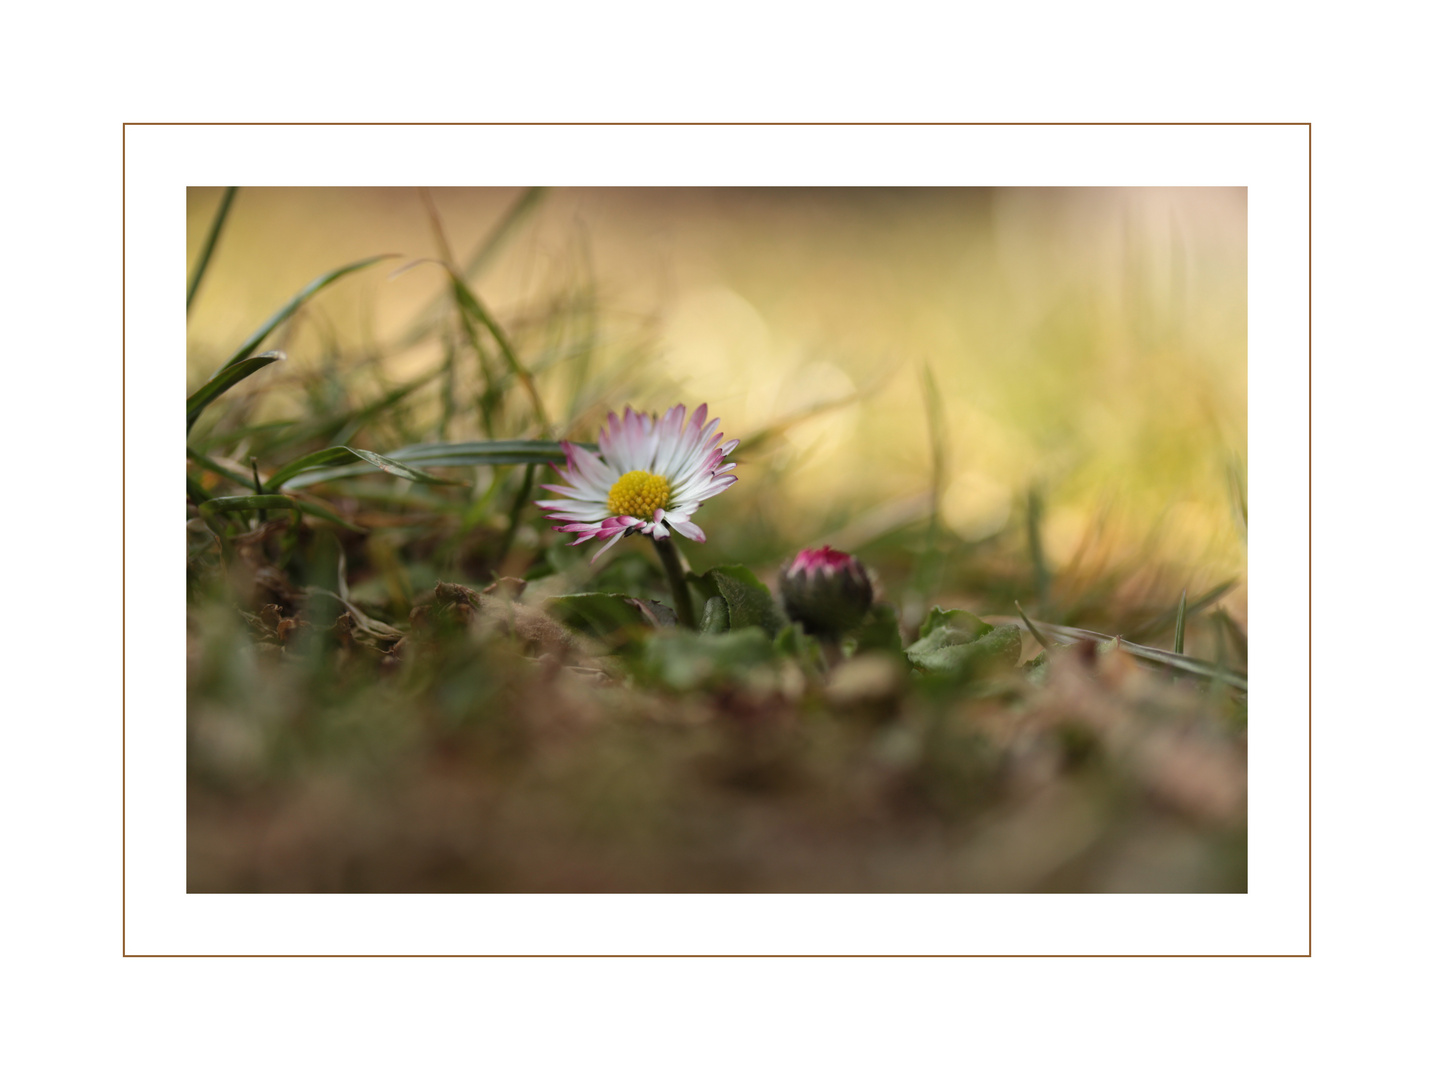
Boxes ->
[535,403,739,561]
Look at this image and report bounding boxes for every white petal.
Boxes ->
[668,517,706,542]
[566,442,618,489]
[535,497,610,517]
[589,530,628,561]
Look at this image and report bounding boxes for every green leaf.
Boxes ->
[545,593,652,639]
[853,603,903,655]
[636,627,778,691]
[905,606,1022,677]
[687,566,786,638]
[185,350,285,433]
[627,598,678,629]
[774,622,821,671]
[265,445,462,490]
[699,595,731,634]
[916,606,993,645]
[216,254,392,374]
[909,624,1022,678]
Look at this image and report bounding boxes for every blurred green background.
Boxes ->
[186,186,1246,626]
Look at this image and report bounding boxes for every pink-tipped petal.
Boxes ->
[668,517,707,542]
[590,530,628,562]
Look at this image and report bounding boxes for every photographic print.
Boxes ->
[184,185,1247,894]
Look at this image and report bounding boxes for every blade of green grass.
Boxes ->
[394,440,590,464]
[1027,486,1050,615]
[279,440,587,488]
[187,186,238,313]
[464,187,548,279]
[395,188,549,350]
[215,254,392,374]
[1212,607,1248,666]
[1129,579,1237,640]
[494,463,536,568]
[988,615,1247,691]
[1013,600,1051,651]
[440,262,552,436]
[1228,457,1248,533]
[908,362,947,603]
[186,351,285,433]
[265,446,464,491]
[1173,589,1188,654]
[187,447,260,490]
[186,475,210,505]
[191,419,297,454]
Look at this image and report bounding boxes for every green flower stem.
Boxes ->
[652,536,696,629]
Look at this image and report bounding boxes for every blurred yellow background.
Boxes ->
[186,187,1246,604]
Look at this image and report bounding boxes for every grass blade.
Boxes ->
[908,362,947,604]
[1212,607,1248,666]
[187,186,238,313]
[446,266,552,436]
[464,187,548,280]
[1173,588,1188,654]
[187,447,254,489]
[494,463,535,567]
[216,255,392,374]
[202,494,300,513]
[1027,486,1050,615]
[1129,578,1237,640]
[988,615,1247,692]
[265,445,463,491]
[186,350,286,433]
[1228,457,1247,532]
[920,362,946,534]
[395,188,549,349]
[279,440,585,488]
[394,440,589,464]
[1013,600,1051,651]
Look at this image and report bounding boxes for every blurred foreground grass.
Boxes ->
[186,187,1246,892]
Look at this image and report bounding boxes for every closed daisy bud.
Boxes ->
[779,546,874,637]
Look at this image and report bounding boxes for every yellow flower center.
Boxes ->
[606,470,670,519]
